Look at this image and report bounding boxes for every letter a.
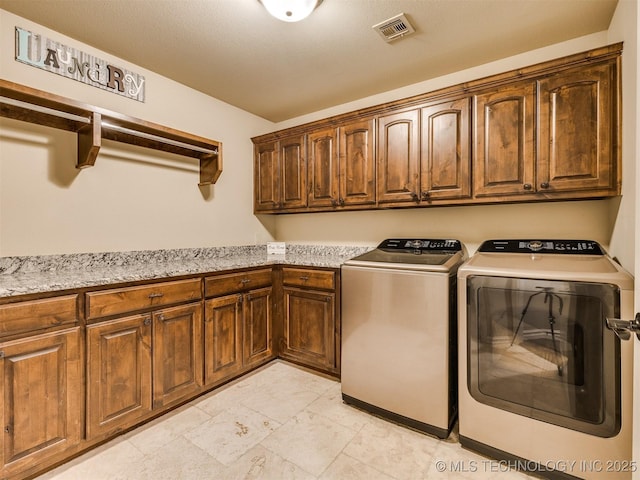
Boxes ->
[44,48,60,68]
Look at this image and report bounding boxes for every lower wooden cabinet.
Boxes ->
[0,327,83,477]
[279,267,340,374]
[204,282,274,386]
[86,313,153,439]
[152,303,203,408]
[86,302,202,439]
[204,294,243,385]
[1,264,340,479]
[282,287,336,371]
[242,287,273,367]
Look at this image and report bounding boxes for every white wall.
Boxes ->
[1,7,635,268]
[608,0,638,274]
[605,1,640,477]
[270,29,633,261]
[0,9,277,256]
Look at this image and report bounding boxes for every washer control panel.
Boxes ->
[478,239,605,255]
[378,238,463,253]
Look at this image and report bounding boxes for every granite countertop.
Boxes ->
[0,244,373,298]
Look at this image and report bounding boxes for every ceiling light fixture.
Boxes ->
[259,0,322,22]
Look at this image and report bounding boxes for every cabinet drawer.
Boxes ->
[204,269,272,298]
[0,295,78,337]
[86,279,202,320]
[282,268,335,290]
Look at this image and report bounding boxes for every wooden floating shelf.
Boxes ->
[0,79,222,186]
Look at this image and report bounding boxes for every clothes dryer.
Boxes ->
[457,239,634,480]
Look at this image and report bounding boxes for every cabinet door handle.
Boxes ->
[148,293,164,299]
[144,317,152,326]
[339,198,345,206]
[299,276,309,281]
[523,183,532,190]
[421,191,430,200]
[540,182,550,189]
[240,279,251,285]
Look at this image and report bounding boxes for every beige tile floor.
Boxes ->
[37,360,536,480]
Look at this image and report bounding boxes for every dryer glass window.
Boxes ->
[467,276,620,437]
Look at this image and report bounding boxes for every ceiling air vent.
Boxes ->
[372,13,416,43]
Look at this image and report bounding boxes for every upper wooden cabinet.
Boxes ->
[307,118,376,209]
[474,62,617,199]
[252,43,621,213]
[420,98,471,201]
[256,118,376,213]
[338,118,376,206]
[254,140,280,211]
[254,135,307,212]
[473,81,536,197]
[537,62,617,195]
[377,108,421,204]
[308,127,339,208]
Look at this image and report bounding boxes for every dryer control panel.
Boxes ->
[478,239,605,255]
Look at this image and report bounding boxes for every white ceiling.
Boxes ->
[0,0,619,122]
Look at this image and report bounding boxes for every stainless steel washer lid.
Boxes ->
[344,238,467,272]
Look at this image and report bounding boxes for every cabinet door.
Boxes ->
[282,287,335,370]
[86,314,152,439]
[473,82,536,197]
[152,303,203,409]
[538,62,617,193]
[377,109,420,204]
[308,127,339,208]
[338,118,376,206]
[0,328,82,474]
[280,135,307,209]
[254,141,280,212]
[420,98,471,201]
[204,295,243,386]
[243,287,274,367]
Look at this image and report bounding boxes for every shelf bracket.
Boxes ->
[77,112,101,169]
[199,150,222,186]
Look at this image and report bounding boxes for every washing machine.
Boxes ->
[341,238,467,438]
[457,239,634,480]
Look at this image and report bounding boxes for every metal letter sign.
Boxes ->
[15,27,146,102]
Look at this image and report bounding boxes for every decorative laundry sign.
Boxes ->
[14,27,145,102]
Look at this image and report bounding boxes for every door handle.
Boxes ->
[606,313,640,341]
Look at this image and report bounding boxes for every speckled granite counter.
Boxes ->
[0,244,373,297]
